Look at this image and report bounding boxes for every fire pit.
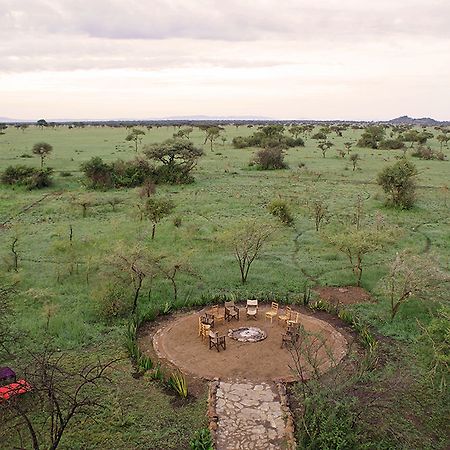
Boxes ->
[228,327,267,343]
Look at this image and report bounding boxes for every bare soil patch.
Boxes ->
[139,305,348,383]
[314,286,373,306]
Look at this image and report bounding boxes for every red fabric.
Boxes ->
[0,379,32,401]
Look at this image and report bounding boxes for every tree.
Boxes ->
[36,119,48,129]
[380,251,449,319]
[344,141,353,155]
[350,153,360,171]
[125,128,146,152]
[204,126,221,151]
[324,226,395,286]
[377,159,418,209]
[309,198,328,232]
[251,147,287,170]
[143,139,203,184]
[1,348,116,450]
[357,126,385,149]
[32,142,53,168]
[223,220,273,284]
[106,245,161,314]
[318,140,333,158]
[144,197,175,239]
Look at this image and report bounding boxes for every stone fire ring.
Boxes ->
[228,327,267,343]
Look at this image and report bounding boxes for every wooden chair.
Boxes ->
[224,301,239,322]
[209,305,225,324]
[287,311,300,326]
[246,300,258,320]
[277,306,292,327]
[209,331,226,352]
[203,313,215,328]
[200,323,211,341]
[265,302,279,323]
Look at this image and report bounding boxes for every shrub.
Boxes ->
[267,199,293,225]
[110,158,154,187]
[378,139,406,150]
[190,429,213,450]
[95,283,133,321]
[252,148,288,170]
[411,145,446,161]
[1,165,53,189]
[167,370,188,398]
[80,156,113,189]
[377,158,417,209]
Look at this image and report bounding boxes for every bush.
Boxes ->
[378,139,406,150]
[252,148,288,170]
[190,429,213,450]
[232,131,304,150]
[1,165,53,189]
[95,283,133,321]
[377,158,417,209]
[81,157,155,189]
[167,370,188,398]
[267,199,293,225]
[411,145,446,161]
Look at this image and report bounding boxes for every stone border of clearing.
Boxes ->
[207,378,220,446]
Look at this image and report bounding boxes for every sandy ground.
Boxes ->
[148,305,348,382]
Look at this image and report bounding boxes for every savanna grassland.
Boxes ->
[0,123,449,449]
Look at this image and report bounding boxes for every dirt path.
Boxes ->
[215,380,286,450]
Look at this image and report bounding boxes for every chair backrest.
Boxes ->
[224,301,234,308]
[292,312,300,323]
[211,305,218,314]
[285,306,292,316]
[271,302,279,311]
[209,330,218,339]
[247,299,258,309]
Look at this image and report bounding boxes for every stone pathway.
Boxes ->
[215,380,287,450]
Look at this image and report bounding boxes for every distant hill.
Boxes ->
[383,116,449,126]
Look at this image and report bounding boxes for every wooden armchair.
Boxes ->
[198,319,211,341]
[224,301,239,322]
[209,331,226,352]
[265,302,279,323]
[277,306,292,327]
[246,300,258,320]
[209,305,225,324]
[287,311,300,326]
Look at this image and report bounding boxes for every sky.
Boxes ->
[1,0,449,121]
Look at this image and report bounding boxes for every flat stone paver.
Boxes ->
[215,380,286,450]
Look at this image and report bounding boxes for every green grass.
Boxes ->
[0,124,449,448]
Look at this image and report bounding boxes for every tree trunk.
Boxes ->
[151,223,156,239]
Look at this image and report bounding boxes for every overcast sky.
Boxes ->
[1,0,449,120]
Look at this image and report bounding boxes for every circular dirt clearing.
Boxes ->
[152,306,348,382]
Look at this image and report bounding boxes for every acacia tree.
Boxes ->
[309,198,328,232]
[1,349,116,450]
[318,140,333,158]
[380,251,449,319]
[204,126,221,151]
[143,139,203,184]
[143,197,175,239]
[324,226,395,286]
[350,153,360,171]
[125,128,146,152]
[32,142,53,168]
[107,245,161,314]
[223,220,273,284]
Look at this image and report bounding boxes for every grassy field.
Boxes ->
[0,124,449,449]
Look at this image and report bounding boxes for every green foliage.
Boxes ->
[377,158,418,209]
[232,125,304,149]
[190,428,213,450]
[80,156,154,189]
[144,138,203,184]
[411,145,445,160]
[95,282,133,321]
[1,165,53,189]
[267,199,293,225]
[357,125,386,149]
[251,147,288,170]
[32,141,53,167]
[378,138,406,150]
[167,370,189,398]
